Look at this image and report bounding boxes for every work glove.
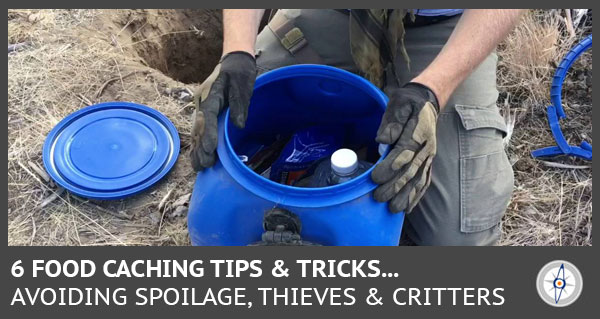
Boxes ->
[371,82,439,213]
[190,51,257,171]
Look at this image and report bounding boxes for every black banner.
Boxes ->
[5,247,593,317]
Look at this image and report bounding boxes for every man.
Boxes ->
[190,9,523,246]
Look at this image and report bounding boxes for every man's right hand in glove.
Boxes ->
[190,51,257,171]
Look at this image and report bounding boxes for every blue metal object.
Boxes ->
[188,65,404,246]
[43,102,180,199]
[532,34,592,160]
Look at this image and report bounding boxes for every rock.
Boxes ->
[148,210,162,226]
[167,87,194,102]
[172,193,191,207]
[170,205,188,219]
[178,90,193,102]
[28,12,43,23]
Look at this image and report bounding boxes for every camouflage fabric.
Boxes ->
[349,9,412,88]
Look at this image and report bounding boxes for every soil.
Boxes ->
[116,10,222,84]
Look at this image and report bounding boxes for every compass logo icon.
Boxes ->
[536,260,583,307]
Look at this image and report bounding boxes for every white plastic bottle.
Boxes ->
[310,148,372,187]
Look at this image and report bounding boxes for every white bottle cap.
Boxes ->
[330,148,358,175]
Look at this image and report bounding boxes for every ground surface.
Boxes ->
[7,9,592,246]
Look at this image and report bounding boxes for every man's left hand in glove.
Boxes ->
[371,10,524,214]
[371,82,440,213]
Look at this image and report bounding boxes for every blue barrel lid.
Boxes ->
[43,102,180,199]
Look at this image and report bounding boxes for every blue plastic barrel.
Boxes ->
[188,65,405,246]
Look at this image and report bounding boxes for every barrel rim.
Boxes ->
[219,64,390,208]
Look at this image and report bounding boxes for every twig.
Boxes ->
[158,189,174,212]
[77,93,93,106]
[129,20,148,37]
[39,187,65,208]
[28,161,50,183]
[30,215,36,246]
[95,70,146,99]
[558,175,563,246]
[117,18,135,36]
[540,161,590,169]
[17,161,47,187]
[157,189,174,236]
[124,30,198,47]
[564,9,576,38]
[8,42,30,53]
[112,58,125,91]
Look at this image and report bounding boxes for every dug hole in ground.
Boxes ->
[7,9,592,246]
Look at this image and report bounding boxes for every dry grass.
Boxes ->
[7,9,592,246]
[8,9,204,246]
[497,11,562,105]
[497,9,592,246]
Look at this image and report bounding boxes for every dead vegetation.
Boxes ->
[8,9,222,245]
[497,10,592,246]
[7,9,592,246]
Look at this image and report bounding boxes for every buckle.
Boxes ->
[280,27,308,54]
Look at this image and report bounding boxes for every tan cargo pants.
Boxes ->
[254,9,514,246]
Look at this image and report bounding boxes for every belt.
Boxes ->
[334,9,460,28]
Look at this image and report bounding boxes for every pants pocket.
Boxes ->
[456,104,514,233]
